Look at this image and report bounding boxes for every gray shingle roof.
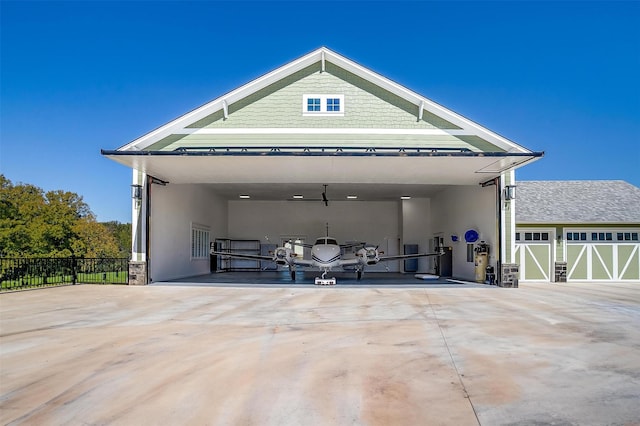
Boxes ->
[515,180,640,224]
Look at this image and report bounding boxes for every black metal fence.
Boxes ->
[1,257,129,291]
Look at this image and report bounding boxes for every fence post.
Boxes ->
[72,255,77,285]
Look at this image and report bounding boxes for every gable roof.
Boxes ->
[103,47,543,186]
[116,47,536,154]
[516,180,640,224]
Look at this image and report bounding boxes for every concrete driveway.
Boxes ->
[1,282,639,425]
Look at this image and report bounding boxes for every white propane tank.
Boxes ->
[474,241,489,283]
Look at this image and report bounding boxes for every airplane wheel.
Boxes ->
[290,270,296,281]
[357,270,362,280]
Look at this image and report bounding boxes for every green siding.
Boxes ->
[504,172,514,263]
[457,136,505,152]
[143,60,506,153]
[555,226,564,261]
[187,62,461,130]
[156,133,482,151]
[146,134,188,151]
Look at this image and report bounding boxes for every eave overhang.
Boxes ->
[101,148,543,186]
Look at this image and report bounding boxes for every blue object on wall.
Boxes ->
[465,230,479,243]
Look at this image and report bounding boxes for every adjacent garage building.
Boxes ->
[516,180,640,282]
[102,47,543,285]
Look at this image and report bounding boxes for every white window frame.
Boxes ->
[302,94,344,116]
[191,223,210,260]
[565,228,640,243]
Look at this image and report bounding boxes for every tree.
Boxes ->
[72,219,120,258]
[0,175,124,258]
[0,175,46,256]
[101,221,132,257]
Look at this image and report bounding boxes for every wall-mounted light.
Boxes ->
[504,185,516,201]
[131,184,143,201]
[346,195,358,199]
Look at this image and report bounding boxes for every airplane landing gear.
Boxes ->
[290,270,296,280]
[356,270,362,280]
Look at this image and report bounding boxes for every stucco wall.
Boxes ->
[227,200,401,272]
[401,198,433,273]
[150,184,227,281]
[431,185,496,281]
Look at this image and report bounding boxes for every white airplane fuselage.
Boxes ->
[310,238,343,272]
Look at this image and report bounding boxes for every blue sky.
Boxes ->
[1,1,639,224]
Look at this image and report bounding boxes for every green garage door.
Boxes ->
[515,230,553,281]
[567,238,639,281]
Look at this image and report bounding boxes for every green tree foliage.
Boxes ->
[101,221,132,257]
[0,175,124,258]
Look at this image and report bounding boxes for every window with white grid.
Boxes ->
[191,225,210,260]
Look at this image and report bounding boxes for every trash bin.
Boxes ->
[485,265,496,285]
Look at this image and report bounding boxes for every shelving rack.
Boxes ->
[212,239,261,272]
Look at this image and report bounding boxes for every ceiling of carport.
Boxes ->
[104,151,539,201]
[201,182,452,201]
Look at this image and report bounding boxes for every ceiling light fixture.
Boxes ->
[400,196,411,200]
[293,195,304,199]
[346,195,358,199]
[239,195,250,199]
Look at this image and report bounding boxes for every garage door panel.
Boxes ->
[516,243,551,281]
[592,245,613,280]
[618,245,639,280]
[525,245,550,281]
[567,245,588,280]
[567,243,640,282]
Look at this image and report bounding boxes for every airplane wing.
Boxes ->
[211,250,274,262]
[339,242,365,250]
[291,258,314,267]
[378,251,443,262]
[337,258,362,268]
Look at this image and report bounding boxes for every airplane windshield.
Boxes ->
[316,238,338,245]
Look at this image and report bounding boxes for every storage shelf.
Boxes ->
[213,239,261,272]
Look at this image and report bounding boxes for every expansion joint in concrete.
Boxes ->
[424,291,481,426]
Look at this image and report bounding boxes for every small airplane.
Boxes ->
[212,234,444,285]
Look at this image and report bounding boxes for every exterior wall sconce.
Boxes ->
[504,185,516,201]
[131,184,143,201]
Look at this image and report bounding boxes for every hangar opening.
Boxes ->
[102,47,543,286]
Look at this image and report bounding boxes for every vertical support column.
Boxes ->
[129,169,148,285]
[499,170,518,287]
